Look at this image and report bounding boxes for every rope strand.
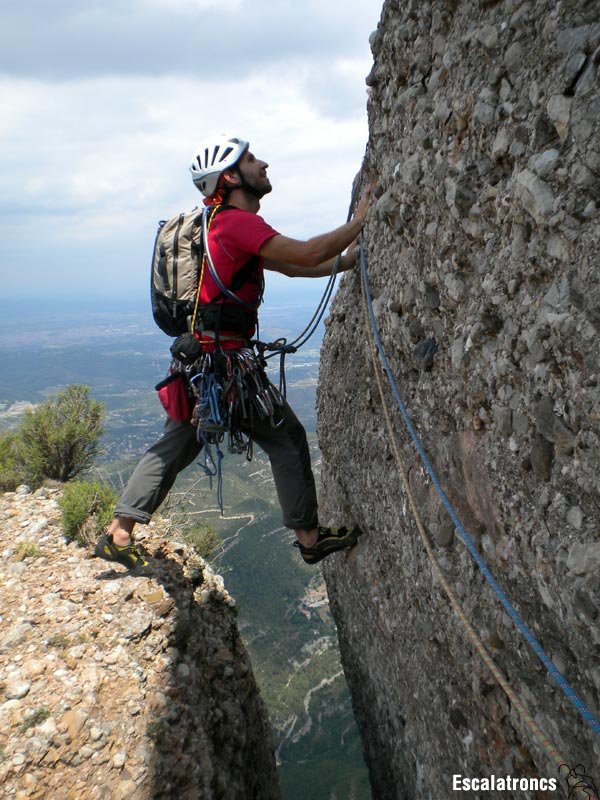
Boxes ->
[358,230,598,799]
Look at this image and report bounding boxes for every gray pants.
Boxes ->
[114,400,319,530]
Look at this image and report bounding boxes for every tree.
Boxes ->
[19,385,104,484]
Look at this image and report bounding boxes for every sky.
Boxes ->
[0,0,382,306]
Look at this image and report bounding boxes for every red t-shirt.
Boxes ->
[199,206,278,315]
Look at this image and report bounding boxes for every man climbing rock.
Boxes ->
[95,135,371,573]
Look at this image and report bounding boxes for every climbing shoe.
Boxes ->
[94,533,152,574]
[294,526,359,565]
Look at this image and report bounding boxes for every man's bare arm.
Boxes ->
[264,247,357,278]
[259,185,371,271]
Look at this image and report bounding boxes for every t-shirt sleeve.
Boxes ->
[225,211,279,255]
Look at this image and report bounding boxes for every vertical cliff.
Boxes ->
[318,0,600,796]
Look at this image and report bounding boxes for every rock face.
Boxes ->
[0,487,280,800]
[318,0,600,797]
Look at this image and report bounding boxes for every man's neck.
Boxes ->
[226,188,260,214]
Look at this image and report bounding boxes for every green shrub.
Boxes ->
[0,430,29,491]
[14,541,41,561]
[0,385,104,492]
[59,479,117,546]
[20,385,104,484]
[183,522,221,559]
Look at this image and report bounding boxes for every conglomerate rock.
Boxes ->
[0,486,280,800]
[318,1,600,797]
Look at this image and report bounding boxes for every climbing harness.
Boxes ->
[171,347,284,513]
[358,229,599,799]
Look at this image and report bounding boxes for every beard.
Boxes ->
[237,166,272,199]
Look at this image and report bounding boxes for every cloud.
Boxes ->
[1,68,366,220]
[0,0,381,300]
[0,0,376,80]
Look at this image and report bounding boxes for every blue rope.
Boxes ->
[263,256,340,376]
[195,435,225,514]
[359,231,600,738]
[191,366,226,513]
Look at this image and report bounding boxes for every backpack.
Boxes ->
[150,209,203,337]
[150,206,263,338]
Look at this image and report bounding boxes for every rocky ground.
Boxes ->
[0,486,280,800]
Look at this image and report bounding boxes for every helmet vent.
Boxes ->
[219,147,233,163]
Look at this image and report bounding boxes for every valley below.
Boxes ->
[0,298,371,800]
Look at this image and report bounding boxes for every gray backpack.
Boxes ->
[150,209,203,337]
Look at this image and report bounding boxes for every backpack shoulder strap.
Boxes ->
[201,206,261,310]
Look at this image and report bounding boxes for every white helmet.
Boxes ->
[189,135,249,196]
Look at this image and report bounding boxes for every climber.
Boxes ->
[95,135,372,573]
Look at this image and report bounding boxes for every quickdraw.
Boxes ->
[255,338,298,398]
[175,346,285,512]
